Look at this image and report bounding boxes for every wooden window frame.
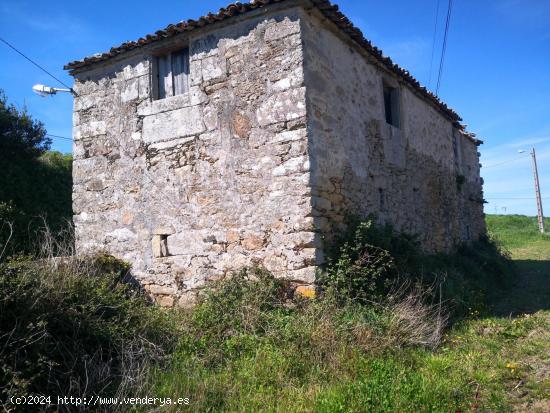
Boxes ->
[151,47,190,100]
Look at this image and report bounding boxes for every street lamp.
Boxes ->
[519,148,545,233]
[32,84,75,97]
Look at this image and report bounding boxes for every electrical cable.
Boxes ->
[46,134,72,141]
[435,0,453,95]
[483,154,529,169]
[428,0,441,88]
[0,36,73,90]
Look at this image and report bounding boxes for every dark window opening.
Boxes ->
[152,234,169,257]
[378,187,385,210]
[383,83,400,128]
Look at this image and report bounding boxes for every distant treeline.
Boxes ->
[0,89,72,258]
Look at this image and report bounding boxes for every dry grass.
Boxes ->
[0,223,176,412]
[385,285,447,350]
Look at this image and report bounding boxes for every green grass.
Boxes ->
[144,216,550,412]
[486,214,550,259]
[4,216,548,412]
[148,312,549,412]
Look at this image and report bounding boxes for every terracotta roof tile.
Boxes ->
[64,0,481,143]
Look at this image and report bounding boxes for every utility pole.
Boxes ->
[530,147,545,233]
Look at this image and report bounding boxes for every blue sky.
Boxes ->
[1,0,549,216]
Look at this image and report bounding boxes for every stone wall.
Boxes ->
[300,8,485,252]
[71,3,485,306]
[72,5,317,306]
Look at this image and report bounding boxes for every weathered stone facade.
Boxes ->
[300,8,485,251]
[67,1,484,306]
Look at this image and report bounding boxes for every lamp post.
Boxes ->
[519,148,545,233]
[32,84,76,97]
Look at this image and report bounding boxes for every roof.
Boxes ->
[64,0,481,144]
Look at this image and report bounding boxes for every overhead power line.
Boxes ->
[46,134,72,142]
[0,36,73,90]
[486,197,550,200]
[435,0,453,95]
[483,154,529,169]
[428,0,442,88]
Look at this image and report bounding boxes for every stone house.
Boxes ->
[65,0,485,306]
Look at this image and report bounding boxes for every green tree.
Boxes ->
[0,90,51,157]
[0,90,72,258]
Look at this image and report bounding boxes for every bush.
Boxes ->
[318,216,420,304]
[0,89,73,259]
[0,151,73,259]
[0,254,176,404]
[420,236,515,316]
[318,216,514,316]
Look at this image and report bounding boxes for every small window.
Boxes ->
[378,187,385,210]
[152,234,169,257]
[383,83,400,128]
[153,48,190,100]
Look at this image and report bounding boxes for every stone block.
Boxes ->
[232,112,252,139]
[286,266,316,284]
[272,155,309,176]
[256,88,306,126]
[146,284,177,295]
[121,78,139,102]
[242,234,265,251]
[74,121,107,140]
[264,17,301,41]
[295,284,316,299]
[142,106,205,143]
[156,295,175,307]
[311,196,331,211]
[153,226,175,235]
[201,54,227,82]
[272,128,306,144]
[177,292,197,309]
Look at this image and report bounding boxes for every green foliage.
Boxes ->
[318,216,514,316]
[0,255,176,402]
[314,355,470,413]
[148,270,454,412]
[318,216,420,303]
[146,261,549,413]
[2,215,546,412]
[183,267,294,365]
[0,90,73,259]
[0,90,50,158]
[419,236,515,316]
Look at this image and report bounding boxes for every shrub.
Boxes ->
[420,236,515,316]
[318,216,514,316]
[0,89,73,259]
[318,217,420,304]
[0,254,176,404]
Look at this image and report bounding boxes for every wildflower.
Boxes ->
[505,362,518,373]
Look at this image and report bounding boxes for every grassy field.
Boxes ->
[487,214,550,259]
[487,214,550,316]
[3,216,548,412]
[145,215,550,412]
